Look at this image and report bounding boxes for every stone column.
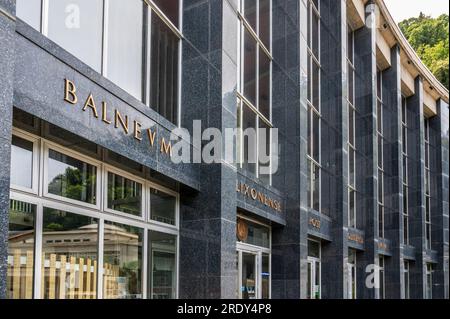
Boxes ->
[407,76,426,299]
[382,45,402,299]
[431,99,449,298]
[353,0,378,299]
[0,0,16,299]
[178,0,238,298]
[319,0,348,299]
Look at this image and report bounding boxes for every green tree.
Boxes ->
[399,13,449,90]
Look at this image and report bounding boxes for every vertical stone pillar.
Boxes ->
[353,0,377,299]
[432,99,449,298]
[0,0,16,299]
[178,0,238,298]
[407,76,426,299]
[319,0,347,299]
[382,45,402,298]
[271,0,302,299]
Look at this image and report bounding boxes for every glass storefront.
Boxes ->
[7,128,179,299]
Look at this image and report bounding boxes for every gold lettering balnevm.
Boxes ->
[102,102,112,124]
[160,138,172,155]
[134,121,143,141]
[115,109,129,134]
[64,79,77,104]
[82,94,99,118]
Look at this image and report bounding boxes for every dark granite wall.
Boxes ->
[0,0,15,299]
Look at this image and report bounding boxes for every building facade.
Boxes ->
[0,0,448,299]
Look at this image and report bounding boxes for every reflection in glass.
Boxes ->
[259,120,271,184]
[259,0,271,49]
[150,188,176,225]
[152,0,180,28]
[262,254,270,299]
[259,48,271,120]
[16,0,41,31]
[47,0,103,71]
[241,253,256,299]
[7,200,36,299]
[107,172,142,217]
[150,13,179,124]
[11,136,33,189]
[312,163,320,211]
[244,0,257,31]
[41,208,98,299]
[236,219,270,248]
[107,0,144,100]
[243,104,257,174]
[103,221,143,299]
[148,231,177,299]
[47,149,97,204]
[243,28,257,106]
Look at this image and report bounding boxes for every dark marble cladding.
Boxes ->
[0,9,15,299]
[0,0,15,16]
[13,29,200,190]
[382,45,403,299]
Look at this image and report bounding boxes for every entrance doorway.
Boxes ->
[236,243,270,299]
[307,258,321,299]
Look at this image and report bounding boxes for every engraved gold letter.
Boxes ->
[102,102,112,124]
[160,138,172,155]
[147,128,156,147]
[115,109,129,134]
[134,121,142,141]
[82,94,99,118]
[64,79,77,104]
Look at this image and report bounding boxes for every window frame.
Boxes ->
[21,0,183,126]
[10,128,40,195]
[42,140,102,211]
[9,130,180,299]
[237,0,273,184]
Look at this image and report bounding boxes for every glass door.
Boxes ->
[307,258,321,299]
[241,252,258,299]
[237,244,270,299]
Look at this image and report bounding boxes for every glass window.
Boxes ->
[261,253,270,299]
[237,218,270,248]
[243,0,257,31]
[150,188,176,226]
[152,0,180,28]
[7,200,36,299]
[148,231,177,299]
[259,47,271,120]
[103,221,143,299]
[349,148,355,187]
[41,208,98,299]
[311,9,319,58]
[312,60,320,109]
[312,111,320,162]
[243,104,257,174]
[107,172,142,217]
[348,106,354,146]
[106,0,144,100]
[403,261,410,299]
[259,0,271,49]
[47,149,97,205]
[150,13,179,124]
[243,28,257,106]
[16,0,41,31]
[11,136,34,189]
[312,163,320,211]
[308,240,320,259]
[47,0,104,72]
[349,190,356,227]
[258,120,271,185]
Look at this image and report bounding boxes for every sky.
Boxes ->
[384,0,449,22]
